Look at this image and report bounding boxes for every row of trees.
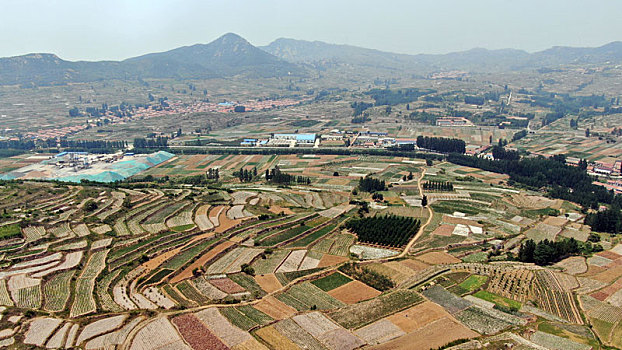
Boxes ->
[345,214,420,247]
[491,145,519,161]
[59,140,127,152]
[416,136,466,154]
[234,167,257,183]
[447,153,619,209]
[423,181,454,191]
[265,166,310,185]
[133,137,168,149]
[358,176,386,193]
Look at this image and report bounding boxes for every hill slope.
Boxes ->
[0,33,304,85]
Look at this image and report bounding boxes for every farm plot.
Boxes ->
[254,273,282,293]
[162,284,195,308]
[293,312,365,350]
[143,286,175,309]
[349,245,398,260]
[255,295,297,320]
[372,316,479,350]
[159,237,219,272]
[8,274,41,309]
[220,307,259,331]
[170,240,235,284]
[43,270,74,312]
[49,222,75,238]
[275,249,308,273]
[311,272,352,291]
[415,251,461,265]
[23,317,63,347]
[31,250,83,278]
[387,301,451,333]
[328,234,356,256]
[85,316,145,350]
[206,247,263,275]
[255,325,300,350]
[22,226,46,242]
[228,273,267,298]
[76,314,127,346]
[177,280,210,304]
[166,203,197,229]
[289,223,338,247]
[72,223,91,237]
[328,289,423,329]
[192,276,227,300]
[223,304,275,332]
[0,279,13,306]
[273,318,327,350]
[454,306,514,334]
[70,249,108,318]
[259,224,314,247]
[46,322,72,349]
[209,277,246,294]
[130,317,190,350]
[53,240,87,251]
[485,268,533,303]
[91,237,112,250]
[458,275,488,293]
[328,280,381,304]
[252,249,289,275]
[194,307,254,348]
[208,205,225,227]
[172,313,228,350]
[97,269,123,312]
[194,204,213,231]
[354,318,405,346]
[113,219,131,236]
[422,285,472,314]
[143,201,187,226]
[227,205,252,220]
[276,282,345,311]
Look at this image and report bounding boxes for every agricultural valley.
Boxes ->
[1,28,622,350]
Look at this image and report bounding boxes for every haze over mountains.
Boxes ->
[1,32,622,86]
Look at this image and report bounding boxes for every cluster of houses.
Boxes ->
[241,133,319,148]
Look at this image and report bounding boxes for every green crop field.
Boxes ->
[311,272,352,292]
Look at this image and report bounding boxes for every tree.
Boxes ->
[333,171,339,177]
[421,195,428,207]
[533,240,556,265]
[518,239,536,263]
[234,105,246,113]
[586,128,590,137]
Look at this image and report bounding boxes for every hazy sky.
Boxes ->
[2,0,621,61]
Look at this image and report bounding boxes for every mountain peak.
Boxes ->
[211,32,250,45]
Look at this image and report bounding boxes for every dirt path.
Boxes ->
[399,167,433,258]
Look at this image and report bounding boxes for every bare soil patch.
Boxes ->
[370,316,478,350]
[254,274,282,293]
[328,280,381,304]
[254,296,296,320]
[415,251,460,265]
[317,254,349,268]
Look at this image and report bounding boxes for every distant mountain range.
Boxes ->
[1,33,622,86]
[261,38,622,72]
